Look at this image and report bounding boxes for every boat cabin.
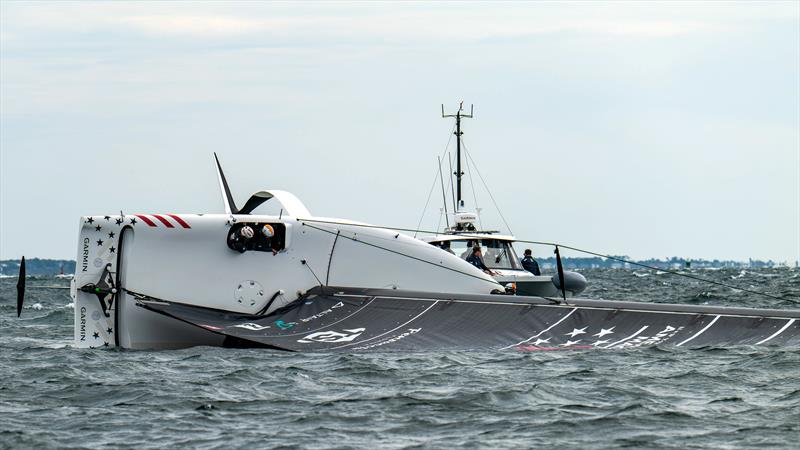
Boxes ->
[427,235,524,272]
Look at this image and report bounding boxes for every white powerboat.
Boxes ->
[419,104,586,297]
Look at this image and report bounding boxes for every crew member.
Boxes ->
[521,249,541,275]
[460,240,475,259]
[466,246,494,275]
[228,225,254,253]
[440,241,455,255]
[259,224,278,255]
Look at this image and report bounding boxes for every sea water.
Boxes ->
[2,268,798,449]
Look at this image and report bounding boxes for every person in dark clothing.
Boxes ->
[228,225,254,253]
[521,249,541,275]
[253,224,278,255]
[440,241,455,255]
[466,246,495,275]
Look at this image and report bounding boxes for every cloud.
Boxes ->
[5,2,787,43]
[117,13,727,39]
[1,1,797,261]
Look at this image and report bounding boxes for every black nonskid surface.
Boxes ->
[138,287,800,352]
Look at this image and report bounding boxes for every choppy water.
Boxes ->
[2,268,799,449]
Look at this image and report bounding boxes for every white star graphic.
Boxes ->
[565,327,587,338]
[532,338,551,346]
[592,339,610,346]
[593,327,615,338]
[561,339,582,347]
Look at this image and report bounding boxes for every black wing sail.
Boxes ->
[137,287,800,352]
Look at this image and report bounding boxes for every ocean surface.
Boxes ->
[2,268,799,449]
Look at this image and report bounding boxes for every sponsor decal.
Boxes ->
[79,306,87,341]
[352,328,421,350]
[275,320,297,330]
[232,323,271,331]
[298,328,366,344]
[516,324,684,352]
[615,325,683,349]
[299,302,344,323]
[82,238,90,272]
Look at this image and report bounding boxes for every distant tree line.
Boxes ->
[536,256,794,270]
[0,259,76,276]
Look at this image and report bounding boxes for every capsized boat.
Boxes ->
[15,155,800,350]
[53,155,502,349]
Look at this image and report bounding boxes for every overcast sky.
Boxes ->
[1,2,798,263]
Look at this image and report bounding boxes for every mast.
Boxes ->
[442,102,473,212]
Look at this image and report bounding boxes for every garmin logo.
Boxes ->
[79,306,87,341]
[82,238,90,272]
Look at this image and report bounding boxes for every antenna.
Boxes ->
[442,102,473,212]
[437,156,450,229]
[447,152,456,213]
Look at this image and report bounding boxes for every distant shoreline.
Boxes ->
[1,257,797,276]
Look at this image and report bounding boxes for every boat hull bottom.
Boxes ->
[118,292,225,350]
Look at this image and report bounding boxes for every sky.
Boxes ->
[1,1,798,263]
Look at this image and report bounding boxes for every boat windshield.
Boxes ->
[442,239,523,270]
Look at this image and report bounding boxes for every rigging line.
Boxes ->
[414,168,439,239]
[325,230,341,286]
[463,141,483,229]
[438,156,450,229]
[294,218,793,304]
[300,222,503,286]
[298,218,496,238]
[448,151,456,213]
[414,123,457,237]
[437,160,455,232]
[301,259,324,287]
[462,142,514,235]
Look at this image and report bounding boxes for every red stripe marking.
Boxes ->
[134,214,157,227]
[151,214,174,228]
[167,214,191,229]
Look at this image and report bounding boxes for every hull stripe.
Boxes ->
[755,318,796,345]
[167,214,191,229]
[151,214,174,228]
[134,214,157,227]
[676,315,721,347]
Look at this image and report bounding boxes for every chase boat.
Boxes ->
[420,103,587,298]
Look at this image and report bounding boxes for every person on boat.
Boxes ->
[521,249,541,275]
[440,241,455,255]
[466,246,494,275]
[460,240,476,259]
[228,225,254,253]
[257,224,279,255]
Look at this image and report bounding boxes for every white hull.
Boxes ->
[72,210,502,350]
